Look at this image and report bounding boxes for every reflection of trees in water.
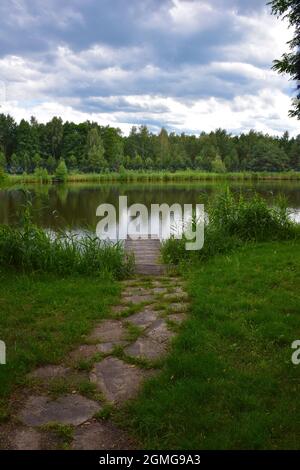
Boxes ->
[0,181,300,229]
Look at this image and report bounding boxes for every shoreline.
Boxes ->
[3,170,300,187]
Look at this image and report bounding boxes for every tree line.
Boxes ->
[0,114,299,175]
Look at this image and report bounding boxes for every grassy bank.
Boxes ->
[5,170,300,187]
[0,216,133,279]
[120,240,300,449]
[0,269,120,421]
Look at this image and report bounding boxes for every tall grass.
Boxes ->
[5,170,300,187]
[162,190,299,264]
[0,206,133,278]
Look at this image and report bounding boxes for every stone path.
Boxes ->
[0,275,189,450]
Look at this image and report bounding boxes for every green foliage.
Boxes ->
[0,150,6,169]
[211,155,226,173]
[0,205,133,278]
[162,190,298,265]
[121,241,300,449]
[0,112,299,174]
[86,127,106,172]
[0,167,6,184]
[0,269,119,404]
[55,159,68,182]
[269,0,300,118]
[33,167,50,184]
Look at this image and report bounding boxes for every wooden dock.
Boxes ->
[125,236,165,276]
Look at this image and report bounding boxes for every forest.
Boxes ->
[0,113,299,175]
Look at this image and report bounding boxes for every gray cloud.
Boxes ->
[0,0,298,136]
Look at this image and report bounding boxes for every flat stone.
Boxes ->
[168,302,188,313]
[174,286,186,294]
[146,319,175,344]
[122,294,155,304]
[168,313,187,325]
[125,337,168,360]
[19,394,100,427]
[111,305,129,315]
[70,342,126,360]
[151,287,168,294]
[122,287,150,297]
[72,422,132,450]
[88,320,126,342]
[90,357,149,404]
[164,292,189,301]
[28,365,71,380]
[126,309,159,329]
[70,344,103,360]
[11,428,42,450]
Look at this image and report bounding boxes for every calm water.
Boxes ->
[0,181,300,235]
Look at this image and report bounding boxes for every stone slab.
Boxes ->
[72,422,132,450]
[146,319,175,344]
[19,394,101,427]
[124,337,167,360]
[90,357,149,404]
[126,309,159,329]
[88,320,126,342]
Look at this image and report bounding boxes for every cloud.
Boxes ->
[0,0,298,136]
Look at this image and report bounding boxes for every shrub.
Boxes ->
[0,167,6,184]
[0,208,134,279]
[55,160,68,183]
[162,190,298,265]
[34,167,50,184]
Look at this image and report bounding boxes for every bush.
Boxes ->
[162,190,298,265]
[55,160,68,183]
[0,209,134,279]
[34,167,50,184]
[209,190,294,241]
[0,167,7,184]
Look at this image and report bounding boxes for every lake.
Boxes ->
[0,181,300,237]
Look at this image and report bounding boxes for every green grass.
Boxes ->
[119,241,300,449]
[0,269,120,417]
[162,190,299,265]
[5,170,300,187]
[0,217,133,279]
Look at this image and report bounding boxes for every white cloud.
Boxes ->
[1,89,298,137]
[0,0,297,136]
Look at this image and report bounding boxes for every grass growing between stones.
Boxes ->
[119,241,300,449]
[0,269,120,421]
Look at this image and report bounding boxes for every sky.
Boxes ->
[0,0,298,136]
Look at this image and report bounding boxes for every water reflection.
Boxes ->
[0,181,299,234]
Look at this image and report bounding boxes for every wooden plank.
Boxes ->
[124,236,165,276]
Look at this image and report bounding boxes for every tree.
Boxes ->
[67,153,78,171]
[157,128,170,169]
[46,155,56,173]
[10,153,21,173]
[211,155,226,173]
[32,152,42,169]
[224,148,240,171]
[247,141,289,171]
[269,0,300,118]
[101,126,123,170]
[132,154,143,170]
[55,159,68,182]
[0,114,17,162]
[289,135,300,170]
[0,150,6,169]
[0,150,6,181]
[45,117,64,160]
[86,127,106,172]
